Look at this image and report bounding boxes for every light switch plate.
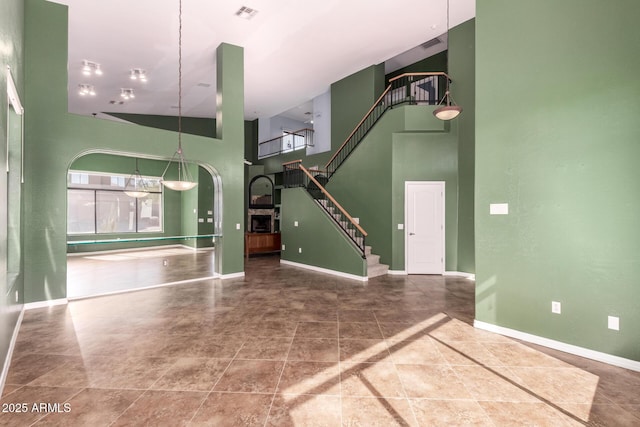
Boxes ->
[398,224,404,230]
[608,316,620,331]
[236,223,240,230]
[490,203,509,215]
[294,221,298,227]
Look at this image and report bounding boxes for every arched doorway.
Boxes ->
[65,151,222,298]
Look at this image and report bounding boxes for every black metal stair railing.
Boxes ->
[283,160,367,256]
[258,128,314,159]
[325,72,449,177]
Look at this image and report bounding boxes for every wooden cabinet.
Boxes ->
[245,232,281,258]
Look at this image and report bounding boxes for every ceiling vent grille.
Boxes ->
[235,6,258,20]
[421,38,442,50]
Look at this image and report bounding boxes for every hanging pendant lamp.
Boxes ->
[161,0,197,191]
[124,158,150,198]
[433,0,463,121]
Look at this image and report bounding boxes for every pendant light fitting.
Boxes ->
[433,0,462,121]
[124,158,150,198]
[161,0,198,191]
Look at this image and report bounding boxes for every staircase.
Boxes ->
[365,245,389,278]
[315,198,388,278]
[280,73,451,279]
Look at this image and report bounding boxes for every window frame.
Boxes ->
[67,170,164,235]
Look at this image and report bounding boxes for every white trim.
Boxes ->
[67,276,219,301]
[280,259,368,282]
[388,270,407,275]
[24,298,68,310]
[474,320,640,373]
[0,309,24,397]
[444,271,476,280]
[220,272,245,280]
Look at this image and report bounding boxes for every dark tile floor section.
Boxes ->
[2,254,640,426]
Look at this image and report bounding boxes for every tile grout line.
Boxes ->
[337,307,343,427]
[373,310,420,427]
[186,337,247,425]
[262,322,298,427]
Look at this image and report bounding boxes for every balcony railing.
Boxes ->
[258,128,314,159]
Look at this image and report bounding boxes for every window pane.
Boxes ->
[137,193,162,232]
[96,191,136,233]
[282,134,294,153]
[293,134,305,150]
[67,190,96,234]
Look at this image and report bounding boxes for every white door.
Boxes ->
[405,181,444,274]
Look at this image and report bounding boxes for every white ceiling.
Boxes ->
[50,0,475,122]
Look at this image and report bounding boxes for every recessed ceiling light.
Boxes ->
[235,6,258,20]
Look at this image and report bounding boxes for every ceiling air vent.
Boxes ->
[421,37,442,50]
[235,6,258,20]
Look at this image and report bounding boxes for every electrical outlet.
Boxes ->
[15,290,19,303]
[298,247,302,253]
[294,221,299,227]
[608,316,620,331]
[236,223,240,230]
[551,301,561,314]
[281,244,285,251]
[163,259,168,267]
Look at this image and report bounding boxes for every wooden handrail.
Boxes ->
[282,159,303,166]
[325,72,452,170]
[388,71,451,83]
[298,164,367,237]
[325,85,392,169]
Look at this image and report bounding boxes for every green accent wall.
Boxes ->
[450,20,476,273]
[0,0,25,387]
[391,131,458,271]
[326,105,457,271]
[281,188,365,277]
[476,0,640,361]
[106,113,216,138]
[23,0,245,303]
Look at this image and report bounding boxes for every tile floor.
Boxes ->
[66,247,217,299]
[2,254,640,426]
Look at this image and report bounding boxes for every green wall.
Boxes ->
[281,188,365,277]
[106,113,216,138]
[326,105,456,271]
[106,113,259,166]
[476,0,640,361]
[0,0,25,389]
[23,0,245,303]
[391,131,458,271]
[450,20,475,273]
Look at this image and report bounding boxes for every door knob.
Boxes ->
[409,232,415,235]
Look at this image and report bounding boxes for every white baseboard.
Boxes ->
[280,259,368,282]
[388,270,407,275]
[220,272,245,280]
[444,271,476,280]
[24,298,68,310]
[0,309,24,396]
[474,320,640,372]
